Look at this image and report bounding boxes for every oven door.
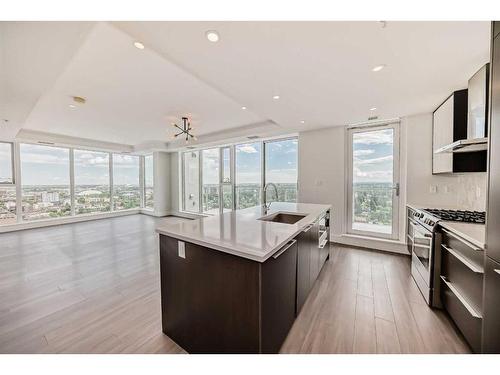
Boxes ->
[409,219,433,282]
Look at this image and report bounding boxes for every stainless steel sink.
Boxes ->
[258,212,307,224]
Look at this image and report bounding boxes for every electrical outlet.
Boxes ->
[178,241,185,259]
[315,180,323,187]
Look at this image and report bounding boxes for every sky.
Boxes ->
[0,143,13,183]
[18,144,141,186]
[352,128,394,184]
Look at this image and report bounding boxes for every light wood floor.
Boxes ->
[0,215,470,354]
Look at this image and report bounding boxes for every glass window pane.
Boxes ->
[74,149,110,215]
[222,185,233,212]
[352,128,394,234]
[20,144,71,221]
[202,148,220,214]
[235,142,262,209]
[0,186,16,224]
[144,155,154,209]
[183,151,200,212]
[0,142,13,184]
[113,154,140,210]
[222,147,231,183]
[264,138,298,203]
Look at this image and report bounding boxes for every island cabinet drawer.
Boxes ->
[261,239,298,354]
[441,245,484,315]
[440,276,482,353]
[441,227,484,271]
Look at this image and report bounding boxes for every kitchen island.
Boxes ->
[156,202,331,353]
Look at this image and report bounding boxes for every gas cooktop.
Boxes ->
[422,209,486,224]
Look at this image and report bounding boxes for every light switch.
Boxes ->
[429,185,437,194]
[178,241,185,259]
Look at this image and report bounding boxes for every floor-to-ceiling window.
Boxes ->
[0,142,16,224]
[20,144,71,221]
[235,142,262,209]
[201,148,220,214]
[113,154,140,211]
[347,123,400,239]
[264,138,298,203]
[180,136,297,215]
[183,151,200,213]
[144,154,154,210]
[74,149,111,215]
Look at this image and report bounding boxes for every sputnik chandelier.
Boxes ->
[173,117,197,143]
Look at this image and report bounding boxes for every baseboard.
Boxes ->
[0,209,141,233]
[331,233,410,255]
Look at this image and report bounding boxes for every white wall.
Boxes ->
[298,126,346,237]
[403,113,487,211]
[152,151,171,216]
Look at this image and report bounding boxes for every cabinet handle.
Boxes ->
[440,276,482,319]
[441,244,484,274]
[441,228,481,252]
[303,224,313,233]
[272,239,297,259]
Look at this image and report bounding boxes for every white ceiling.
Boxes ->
[1,21,491,147]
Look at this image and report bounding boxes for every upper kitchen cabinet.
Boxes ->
[432,89,488,174]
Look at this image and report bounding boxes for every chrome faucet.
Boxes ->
[263,183,279,211]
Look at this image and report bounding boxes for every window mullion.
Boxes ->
[70,148,75,216]
[109,153,114,212]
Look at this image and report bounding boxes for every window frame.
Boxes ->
[143,154,154,211]
[346,121,400,240]
[180,135,299,215]
[1,140,146,227]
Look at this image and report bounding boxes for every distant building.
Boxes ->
[42,191,60,203]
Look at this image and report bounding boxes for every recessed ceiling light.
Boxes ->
[273,95,280,100]
[241,106,247,110]
[370,107,377,111]
[300,120,305,124]
[206,30,220,43]
[133,41,145,50]
[69,104,76,109]
[372,64,386,72]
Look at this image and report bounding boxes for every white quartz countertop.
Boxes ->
[155,202,331,262]
[439,221,486,249]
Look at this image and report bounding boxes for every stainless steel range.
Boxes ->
[406,206,487,307]
[407,206,441,306]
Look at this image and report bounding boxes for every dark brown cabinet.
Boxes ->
[482,257,500,353]
[261,240,298,353]
[296,228,312,313]
[494,21,500,39]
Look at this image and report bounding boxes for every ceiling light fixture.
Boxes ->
[273,95,280,100]
[372,64,386,72]
[206,30,220,43]
[69,104,77,109]
[300,120,305,124]
[133,41,145,50]
[370,107,377,111]
[241,106,247,110]
[173,117,197,143]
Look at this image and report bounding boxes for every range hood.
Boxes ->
[435,63,490,154]
[435,137,488,153]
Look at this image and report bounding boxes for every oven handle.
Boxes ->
[409,220,432,238]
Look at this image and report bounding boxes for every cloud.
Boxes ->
[353,130,393,145]
[353,149,375,157]
[237,145,258,154]
[354,155,393,166]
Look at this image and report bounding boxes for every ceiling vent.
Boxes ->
[37,141,55,145]
[368,116,379,121]
[247,135,260,140]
